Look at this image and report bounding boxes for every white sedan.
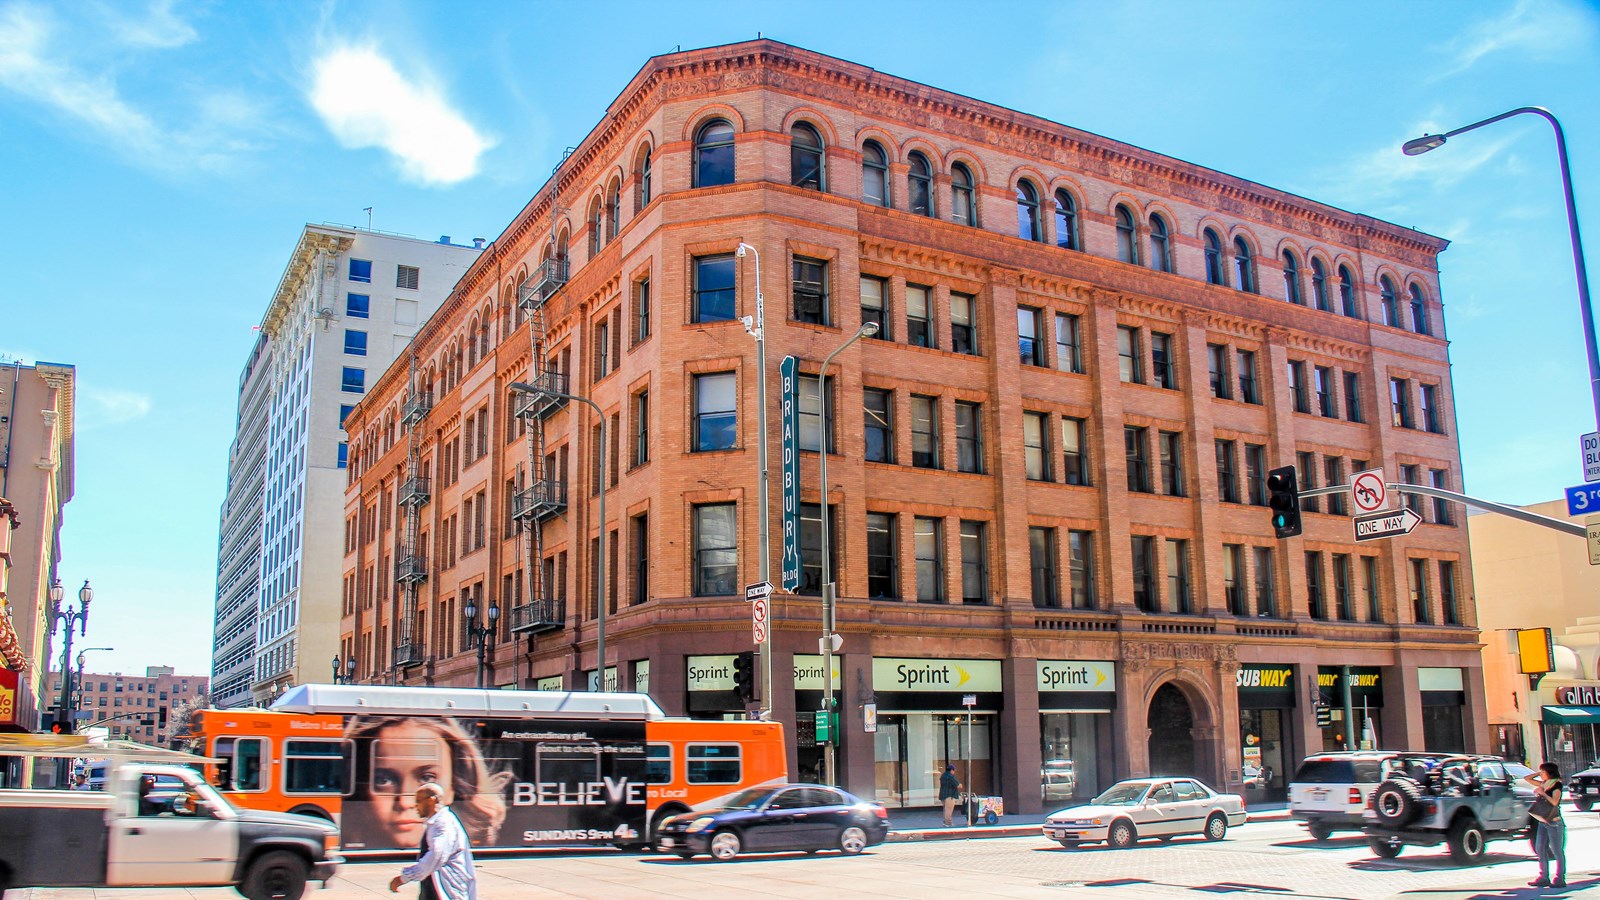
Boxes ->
[1043,777,1248,849]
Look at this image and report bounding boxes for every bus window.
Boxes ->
[285,739,351,794]
[687,744,741,784]
[216,736,266,791]
[213,737,235,787]
[646,743,672,784]
[536,743,601,787]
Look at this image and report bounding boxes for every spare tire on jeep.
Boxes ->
[1372,777,1423,827]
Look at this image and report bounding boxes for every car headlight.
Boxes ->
[685,816,716,834]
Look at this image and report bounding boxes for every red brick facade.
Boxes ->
[341,41,1482,812]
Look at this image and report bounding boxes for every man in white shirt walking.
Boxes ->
[388,783,477,900]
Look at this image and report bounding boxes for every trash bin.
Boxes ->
[968,795,1004,826]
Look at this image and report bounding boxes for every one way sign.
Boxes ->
[1353,508,1422,542]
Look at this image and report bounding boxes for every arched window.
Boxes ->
[862,140,889,207]
[638,146,652,210]
[1233,237,1256,293]
[908,151,933,217]
[1016,181,1041,241]
[588,197,603,257]
[1203,228,1226,285]
[1379,276,1400,327]
[694,119,735,188]
[1149,214,1172,273]
[466,321,479,369]
[1310,258,1330,311]
[952,163,976,226]
[1283,251,1303,304]
[479,315,490,359]
[1054,189,1079,250]
[606,180,620,240]
[790,122,824,191]
[1338,265,1359,317]
[1116,205,1140,265]
[1408,283,1431,335]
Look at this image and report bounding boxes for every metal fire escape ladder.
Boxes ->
[395,355,430,671]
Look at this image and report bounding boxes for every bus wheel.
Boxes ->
[709,829,742,862]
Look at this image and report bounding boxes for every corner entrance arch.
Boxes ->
[1147,682,1197,778]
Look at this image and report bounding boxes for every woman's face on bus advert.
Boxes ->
[370,721,452,847]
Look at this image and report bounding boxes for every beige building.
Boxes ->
[0,360,77,787]
[1470,499,1600,772]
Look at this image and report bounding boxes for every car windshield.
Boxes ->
[716,788,778,811]
[1093,782,1151,806]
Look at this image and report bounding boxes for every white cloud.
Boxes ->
[0,4,165,146]
[1308,120,1519,217]
[79,388,152,430]
[1432,0,1598,79]
[95,0,198,49]
[309,45,493,186]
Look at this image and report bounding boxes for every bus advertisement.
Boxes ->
[188,684,786,852]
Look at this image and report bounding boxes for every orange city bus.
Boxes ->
[188,683,786,851]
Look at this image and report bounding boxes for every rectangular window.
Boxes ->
[1391,378,1413,428]
[1363,556,1381,622]
[1159,430,1184,496]
[798,374,835,453]
[1440,560,1459,625]
[863,388,894,464]
[1315,365,1336,417]
[798,503,838,596]
[1237,349,1259,404]
[1117,326,1144,384]
[1297,451,1319,512]
[906,284,934,348]
[1055,313,1083,374]
[337,442,348,469]
[635,277,651,343]
[349,258,372,283]
[344,329,368,356]
[1245,443,1267,505]
[955,401,984,474]
[1306,551,1325,619]
[396,265,419,290]
[1400,464,1422,515]
[1289,361,1309,413]
[632,513,649,604]
[285,740,351,794]
[593,316,611,379]
[866,512,898,599]
[951,293,978,355]
[911,395,939,469]
[1223,543,1245,615]
[693,373,737,452]
[686,744,741,784]
[692,504,737,596]
[1215,439,1239,503]
[1344,372,1363,422]
[1420,384,1442,433]
[1208,344,1232,399]
[1150,332,1176,389]
[1325,457,1347,516]
[1165,539,1191,614]
[1430,469,1453,524]
[1131,535,1156,612]
[914,516,944,602]
[1017,306,1043,366]
[960,520,988,605]
[1125,426,1151,493]
[633,390,649,468]
[861,276,889,340]
[341,366,365,394]
[346,293,370,318]
[1062,417,1090,486]
[792,256,829,325]
[339,404,354,427]
[1030,526,1058,608]
[1069,530,1096,609]
[693,255,736,323]
[645,744,672,784]
[1410,558,1430,623]
[1023,411,1051,481]
[1333,553,1354,621]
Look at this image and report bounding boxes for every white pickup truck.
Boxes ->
[0,736,341,900]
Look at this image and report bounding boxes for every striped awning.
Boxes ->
[1542,706,1600,725]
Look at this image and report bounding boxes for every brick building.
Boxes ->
[49,666,208,745]
[340,40,1483,813]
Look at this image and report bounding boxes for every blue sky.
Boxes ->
[2,0,1597,679]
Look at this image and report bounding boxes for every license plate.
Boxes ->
[659,838,675,848]
[1311,789,1328,799]
[1047,829,1065,839]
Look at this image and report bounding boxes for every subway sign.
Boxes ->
[1236,665,1293,690]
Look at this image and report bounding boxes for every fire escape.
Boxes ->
[394,358,431,672]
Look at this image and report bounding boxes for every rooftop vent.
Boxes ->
[438,235,451,244]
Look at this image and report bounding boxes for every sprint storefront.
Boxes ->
[1037,660,1116,804]
[870,657,1001,809]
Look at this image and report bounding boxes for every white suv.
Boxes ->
[1289,751,1445,840]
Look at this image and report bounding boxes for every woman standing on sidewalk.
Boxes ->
[1525,762,1566,889]
[939,765,961,827]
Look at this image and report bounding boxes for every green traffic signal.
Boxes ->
[1267,465,1302,538]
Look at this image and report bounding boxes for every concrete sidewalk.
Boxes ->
[884,801,1293,842]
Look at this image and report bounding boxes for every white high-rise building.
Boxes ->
[210,224,480,706]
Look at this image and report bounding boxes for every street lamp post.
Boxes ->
[463,600,500,689]
[331,654,357,685]
[1403,107,1598,429]
[509,382,607,686]
[49,580,92,726]
[817,322,879,787]
[73,646,112,724]
[735,242,774,718]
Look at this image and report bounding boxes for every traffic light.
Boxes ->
[1267,465,1302,538]
[732,651,756,702]
[45,714,72,735]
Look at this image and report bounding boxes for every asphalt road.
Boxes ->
[10,816,1599,900]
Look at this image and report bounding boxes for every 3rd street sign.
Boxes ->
[1353,508,1422,542]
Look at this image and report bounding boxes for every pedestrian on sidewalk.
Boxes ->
[939,764,962,827]
[389,783,478,900]
[1524,762,1566,889]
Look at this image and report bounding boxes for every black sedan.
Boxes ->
[654,783,890,861]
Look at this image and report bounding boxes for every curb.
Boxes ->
[886,809,1295,843]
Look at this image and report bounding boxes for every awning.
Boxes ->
[1542,706,1600,725]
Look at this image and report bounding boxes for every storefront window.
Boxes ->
[1039,713,1105,803]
